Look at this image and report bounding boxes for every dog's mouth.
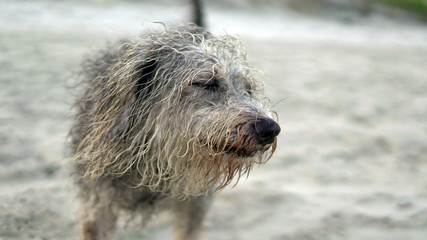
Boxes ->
[223,145,257,158]
[204,137,276,158]
[223,143,274,158]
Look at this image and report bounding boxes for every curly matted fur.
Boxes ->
[71,25,280,240]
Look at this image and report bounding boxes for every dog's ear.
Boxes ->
[109,98,134,138]
[135,58,158,101]
[109,58,159,139]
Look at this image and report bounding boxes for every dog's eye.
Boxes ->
[191,79,220,91]
[246,84,253,96]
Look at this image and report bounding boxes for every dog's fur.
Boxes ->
[70,25,280,240]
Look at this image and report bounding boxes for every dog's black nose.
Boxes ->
[253,118,281,145]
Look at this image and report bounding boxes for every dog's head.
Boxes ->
[76,26,280,197]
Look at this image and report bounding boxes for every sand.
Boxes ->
[1,0,426,239]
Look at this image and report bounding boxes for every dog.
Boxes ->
[70,24,280,240]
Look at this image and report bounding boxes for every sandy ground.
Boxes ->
[1,0,427,239]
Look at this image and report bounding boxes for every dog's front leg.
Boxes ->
[79,204,117,240]
[173,194,213,240]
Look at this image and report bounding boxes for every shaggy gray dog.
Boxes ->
[70,25,280,240]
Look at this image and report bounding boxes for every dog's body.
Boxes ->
[71,25,280,240]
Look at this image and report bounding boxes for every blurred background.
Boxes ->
[0,0,426,239]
